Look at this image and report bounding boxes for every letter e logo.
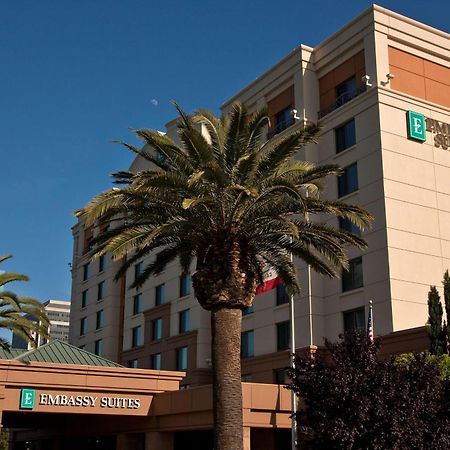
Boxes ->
[407,111,426,142]
[20,389,36,409]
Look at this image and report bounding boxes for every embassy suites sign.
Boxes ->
[407,111,450,150]
[20,389,141,411]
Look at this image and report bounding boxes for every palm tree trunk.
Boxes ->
[211,306,244,450]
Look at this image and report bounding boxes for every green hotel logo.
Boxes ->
[407,111,426,141]
[20,389,35,409]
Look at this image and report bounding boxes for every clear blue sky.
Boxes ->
[1,0,448,304]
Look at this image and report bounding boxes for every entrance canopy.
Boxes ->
[0,341,292,449]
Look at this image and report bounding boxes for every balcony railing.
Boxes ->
[318,84,367,119]
[267,115,295,139]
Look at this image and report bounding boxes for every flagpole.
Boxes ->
[367,300,374,343]
[305,192,313,347]
[289,289,298,450]
[289,238,298,450]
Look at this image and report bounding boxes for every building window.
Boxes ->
[80,317,87,336]
[276,284,289,306]
[179,273,192,297]
[338,163,358,197]
[277,321,290,351]
[81,290,88,308]
[94,339,103,356]
[97,281,105,301]
[268,106,295,138]
[151,353,161,370]
[276,106,294,133]
[99,254,105,272]
[342,257,363,292]
[241,373,252,382]
[335,119,356,153]
[335,76,357,105]
[128,359,138,368]
[83,263,89,281]
[339,217,361,235]
[133,294,142,315]
[343,307,365,333]
[135,262,143,282]
[241,330,254,358]
[155,284,165,306]
[132,326,142,348]
[243,305,254,316]
[179,309,191,334]
[152,318,162,341]
[176,346,188,371]
[274,368,289,385]
[96,310,104,330]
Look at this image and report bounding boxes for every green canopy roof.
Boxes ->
[0,340,123,368]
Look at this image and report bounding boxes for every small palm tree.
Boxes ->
[78,103,373,450]
[0,255,49,349]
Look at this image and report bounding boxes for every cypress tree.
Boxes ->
[427,285,445,355]
[443,270,450,354]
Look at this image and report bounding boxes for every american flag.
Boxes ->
[367,300,374,343]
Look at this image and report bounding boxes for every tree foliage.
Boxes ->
[287,332,450,449]
[0,429,8,450]
[77,103,373,450]
[427,272,450,356]
[444,270,450,353]
[427,285,446,355]
[0,255,49,349]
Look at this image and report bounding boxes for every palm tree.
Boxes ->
[78,103,373,450]
[0,255,49,349]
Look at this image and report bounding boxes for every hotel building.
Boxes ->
[0,6,432,448]
[70,5,449,385]
[12,299,71,349]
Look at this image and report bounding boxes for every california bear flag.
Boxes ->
[255,264,282,295]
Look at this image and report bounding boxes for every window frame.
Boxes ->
[94,339,103,356]
[128,359,138,368]
[80,317,87,336]
[339,217,361,235]
[81,289,88,308]
[95,309,104,330]
[342,256,364,292]
[155,284,165,306]
[179,309,191,334]
[152,318,162,341]
[241,330,255,358]
[133,294,142,315]
[134,262,143,282]
[131,325,142,348]
[274,368,289,385]
[343,307,366,333]
[99,254,105,273]
[276,284,289,306]
[338,163,358,198]
[151,353,161,370]
[335,119,356,153]
[276,321,290,352]
[335,76,357,104]
[179,273,192,297]
[97,280,105,301]
[176,346,188,371]
[82,263,89,281]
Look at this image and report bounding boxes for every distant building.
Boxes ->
[12,299,70,349]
